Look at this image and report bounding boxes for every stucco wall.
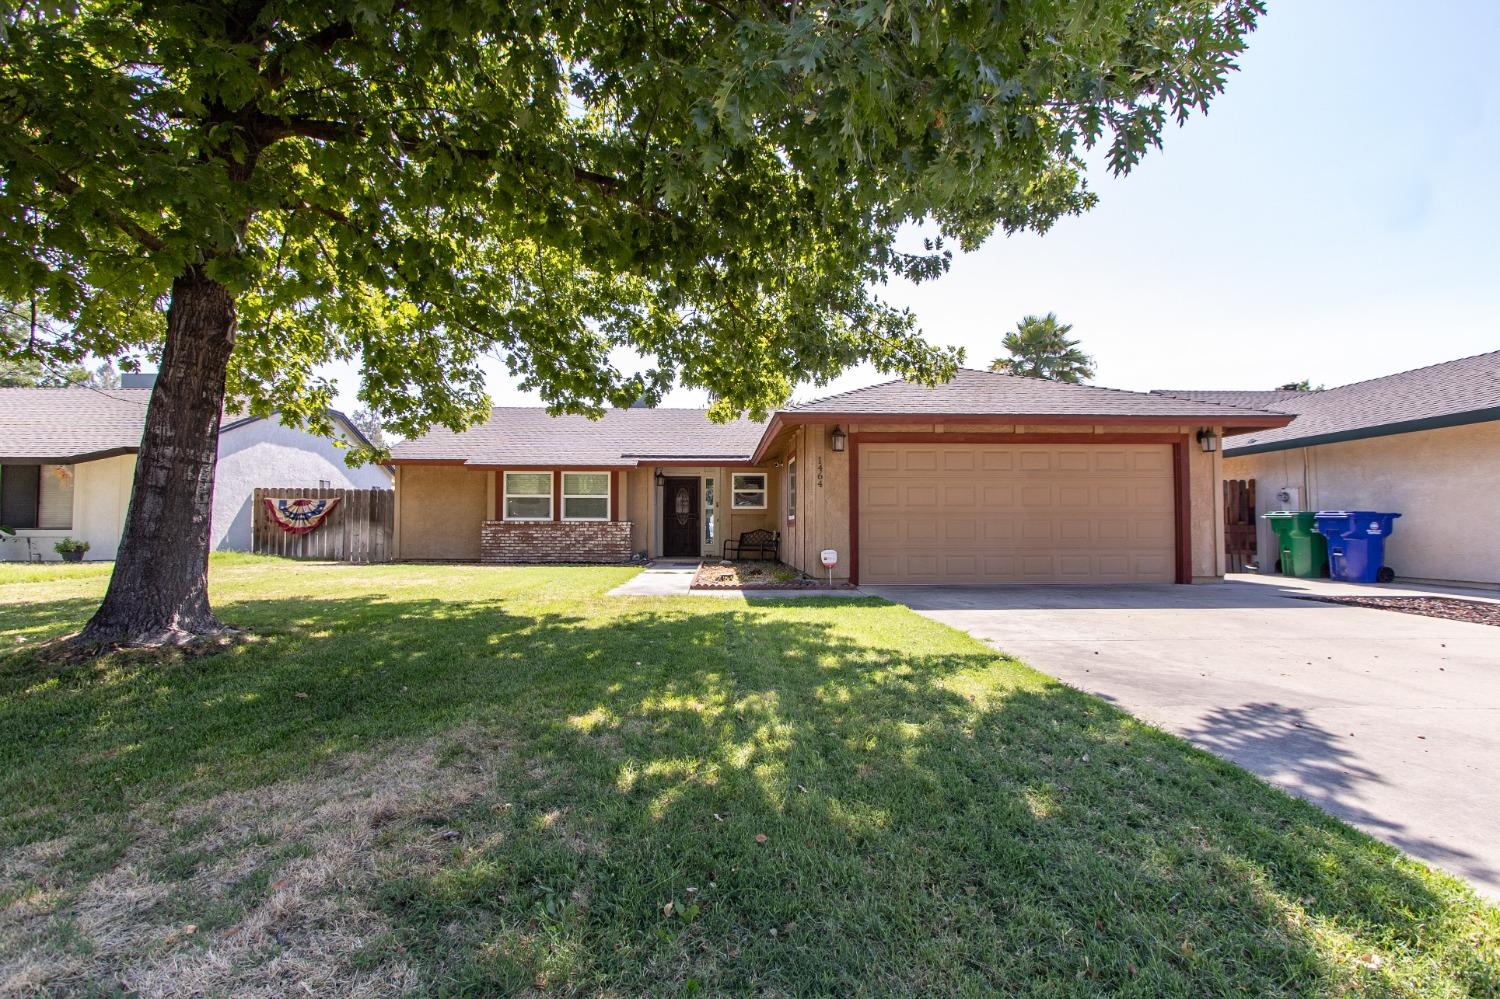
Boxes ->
[1224,421,1500,586]
[1,454,136,562]
[212,418,392,551]
[394,464,489,561]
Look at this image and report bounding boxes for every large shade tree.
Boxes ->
[0,0,1262,644]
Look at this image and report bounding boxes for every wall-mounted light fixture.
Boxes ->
[654,469,665,487]
[1196,428,1220,453]
[830,425,847,453]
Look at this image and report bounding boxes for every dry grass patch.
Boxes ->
[1,729,509,998]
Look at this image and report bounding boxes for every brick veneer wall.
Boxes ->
[480,520,633,564]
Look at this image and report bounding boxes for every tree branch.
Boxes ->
[10,146,166,254]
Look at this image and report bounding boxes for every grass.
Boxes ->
[0,555,1496,996]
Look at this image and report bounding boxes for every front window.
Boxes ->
[787,456,797,522]
[562,472,610,521]
[0,463,73,530]
[503,471,552,520]
[731,472,767,510]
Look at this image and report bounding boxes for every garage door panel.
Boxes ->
[943,484,976,506]
[982,485,1014,506]
[944,519,977,541]
[1020,485,1052,506]
[942,450,975,471]
[981,519,1015,541]
[859,442,1175,584]
[906,518,938,542]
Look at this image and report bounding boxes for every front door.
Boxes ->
[662,477,701,557]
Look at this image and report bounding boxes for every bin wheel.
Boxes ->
[1376,566,1395,584]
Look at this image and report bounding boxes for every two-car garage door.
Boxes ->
[858,442,1176,584]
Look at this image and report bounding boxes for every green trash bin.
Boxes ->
[1264,511,1328,578]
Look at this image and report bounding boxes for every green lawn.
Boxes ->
[1,557,1496,996]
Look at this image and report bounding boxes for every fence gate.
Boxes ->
[1223,478,1257,573]
[252,487,394,563]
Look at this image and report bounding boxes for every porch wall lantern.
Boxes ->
[1196,428,1220,453]
[829,425,847,453]
[654,469,665,487]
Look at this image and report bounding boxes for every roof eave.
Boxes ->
[1225,407,1500,457]
[754,410,1293,462]
[0,446,139,464]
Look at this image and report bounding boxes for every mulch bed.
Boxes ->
[1296,594,1500,627]
[692,560,843,590]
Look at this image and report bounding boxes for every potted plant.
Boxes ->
[54,537,90,563]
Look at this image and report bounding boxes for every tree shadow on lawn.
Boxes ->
[1,591,1495,995]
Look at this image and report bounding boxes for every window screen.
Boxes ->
[0,465,40,529]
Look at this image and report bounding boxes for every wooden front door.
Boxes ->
[661,477,701,557]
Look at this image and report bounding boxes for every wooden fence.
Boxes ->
[251,487,394,563]
[1223,478,1257,573]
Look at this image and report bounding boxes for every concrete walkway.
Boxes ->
[864,574,1500,899]
[608,560,864,599]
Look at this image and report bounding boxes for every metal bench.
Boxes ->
[723,529,780,561]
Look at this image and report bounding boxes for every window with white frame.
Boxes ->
[503,471,552,520]
[731,472,767,510]
[786,457,796,521]
[562,472,610,521]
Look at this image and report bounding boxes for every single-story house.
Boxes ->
[1154,349,1500,587]
[389,369,1289,585]
[0,375,392,561]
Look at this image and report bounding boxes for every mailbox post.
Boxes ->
[820,549,838,589]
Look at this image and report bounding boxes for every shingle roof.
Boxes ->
[1150,388,1314,408]
[0,387,153,461]
[0,387,375,463]
[388,407,771,466]
[1208,350,1500,455]
[790,368,1286,422]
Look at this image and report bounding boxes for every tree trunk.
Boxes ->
[75,269,238,647]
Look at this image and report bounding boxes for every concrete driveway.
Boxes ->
[865,575,1500,899]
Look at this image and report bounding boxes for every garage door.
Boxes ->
[858,443,1176,583]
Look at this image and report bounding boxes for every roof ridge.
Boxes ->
[817,367,1285,416]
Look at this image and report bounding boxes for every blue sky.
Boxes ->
[328,0,1500,411]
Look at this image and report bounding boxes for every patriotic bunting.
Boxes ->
[264,497,340,535]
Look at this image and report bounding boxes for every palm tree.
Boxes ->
[989,313,1096,383]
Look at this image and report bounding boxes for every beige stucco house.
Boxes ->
[1158,349,1500,587]
[0,380,391,562]
[390,370,1289,585]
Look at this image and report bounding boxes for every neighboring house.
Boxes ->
[389,369,1288,585]
[0,376,392,561]
[1155,349,1500,587]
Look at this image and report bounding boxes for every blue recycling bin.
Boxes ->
[1313,511,1401,583]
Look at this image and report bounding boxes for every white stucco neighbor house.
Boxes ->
[1155,349,1500,588]
[0,374,392,561]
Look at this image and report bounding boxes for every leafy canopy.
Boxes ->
[990,312,1096,383]
[1,0,1262,447]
